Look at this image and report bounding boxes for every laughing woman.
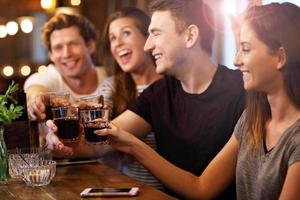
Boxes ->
[98,7,163,190]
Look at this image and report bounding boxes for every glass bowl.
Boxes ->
[20,160,56,187]
[8,147,52,179]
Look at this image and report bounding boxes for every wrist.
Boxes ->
[129,137,149,161]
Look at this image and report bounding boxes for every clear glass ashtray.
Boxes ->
[20,160,56,187]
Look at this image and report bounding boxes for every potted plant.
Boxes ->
[0,82,23,184]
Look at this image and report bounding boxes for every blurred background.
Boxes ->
[0,0,299,92]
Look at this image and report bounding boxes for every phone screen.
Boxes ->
[89,188,131,193]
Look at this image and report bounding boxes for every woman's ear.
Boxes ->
[277,47,286,70]
[185,24,199,48]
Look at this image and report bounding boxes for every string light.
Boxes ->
[20,18,34,34]
[0,25,7,38]
[71,0,81,6]
[20,65,31,76]
[38,65,48,73]
[41,0,56,11]
[3,66,14,77]
[6,21,18,36]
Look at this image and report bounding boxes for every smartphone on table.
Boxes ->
[80,187,139,197]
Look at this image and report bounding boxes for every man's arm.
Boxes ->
[112,110,152,138]
[26,84,50,121]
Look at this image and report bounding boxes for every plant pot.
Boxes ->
[0,127,8,184]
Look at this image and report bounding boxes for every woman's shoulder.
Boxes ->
[99,76,115,89]
[95,66,108,83]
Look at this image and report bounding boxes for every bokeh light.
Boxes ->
[40,0,56,11]
[0,25,7,38]
[3,66,14,77]
[38,65,47,73]
[20,65,31,76]
[71,0,81,6]
[20,18,33,33]
[6,21,18,36]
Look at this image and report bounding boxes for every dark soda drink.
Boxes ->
[83,119,108,143]
[45,105,52,120]
[45,105,59,120]
[54,117,80,141]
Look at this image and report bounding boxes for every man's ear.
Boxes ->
[185,24,199,48]
[48,51,54,63]
[87,40,96,54]
[276,47,286,70]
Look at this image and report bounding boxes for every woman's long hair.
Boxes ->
[243,3,300,151]
[100,7,151,118]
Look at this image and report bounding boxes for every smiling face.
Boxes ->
[144,10,186,75]
[234,23,282,92]
[109,17,151,73]
[48,26,95,79]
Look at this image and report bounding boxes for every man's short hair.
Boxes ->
[148,0,214,55]
[41,13,97,51]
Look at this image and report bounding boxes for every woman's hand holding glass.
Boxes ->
[94,123,139,154]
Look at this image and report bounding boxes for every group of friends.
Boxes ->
[24,0,300,199]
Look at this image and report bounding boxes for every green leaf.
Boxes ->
[0,81,24,127]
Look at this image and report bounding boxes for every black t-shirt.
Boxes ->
[130,65,245,199]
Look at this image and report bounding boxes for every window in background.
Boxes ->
[221,0,248,69]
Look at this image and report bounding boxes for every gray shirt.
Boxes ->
[235,112,300,200]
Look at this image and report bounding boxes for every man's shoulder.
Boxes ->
[24,64,60,90]
[217,65,243,85]
[219,65,242,79]
[147,76,177,92]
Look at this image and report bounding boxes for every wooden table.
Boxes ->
[0,163,177,200]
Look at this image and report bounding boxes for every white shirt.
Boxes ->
[24,64,107,101]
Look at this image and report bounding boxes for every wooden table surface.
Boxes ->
[0,163,177,200]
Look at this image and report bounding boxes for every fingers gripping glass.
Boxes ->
[38,92,70,120]
[80,108,111,144]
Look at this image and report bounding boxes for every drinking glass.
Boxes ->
[52,106,80,142]
[38,92,70,120]
[80,108,110,144]
[76,94,104,110]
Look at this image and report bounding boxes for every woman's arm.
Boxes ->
[279,162,300,200]
[97,125,238,199]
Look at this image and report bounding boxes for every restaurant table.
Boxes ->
[0,162,177,200]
